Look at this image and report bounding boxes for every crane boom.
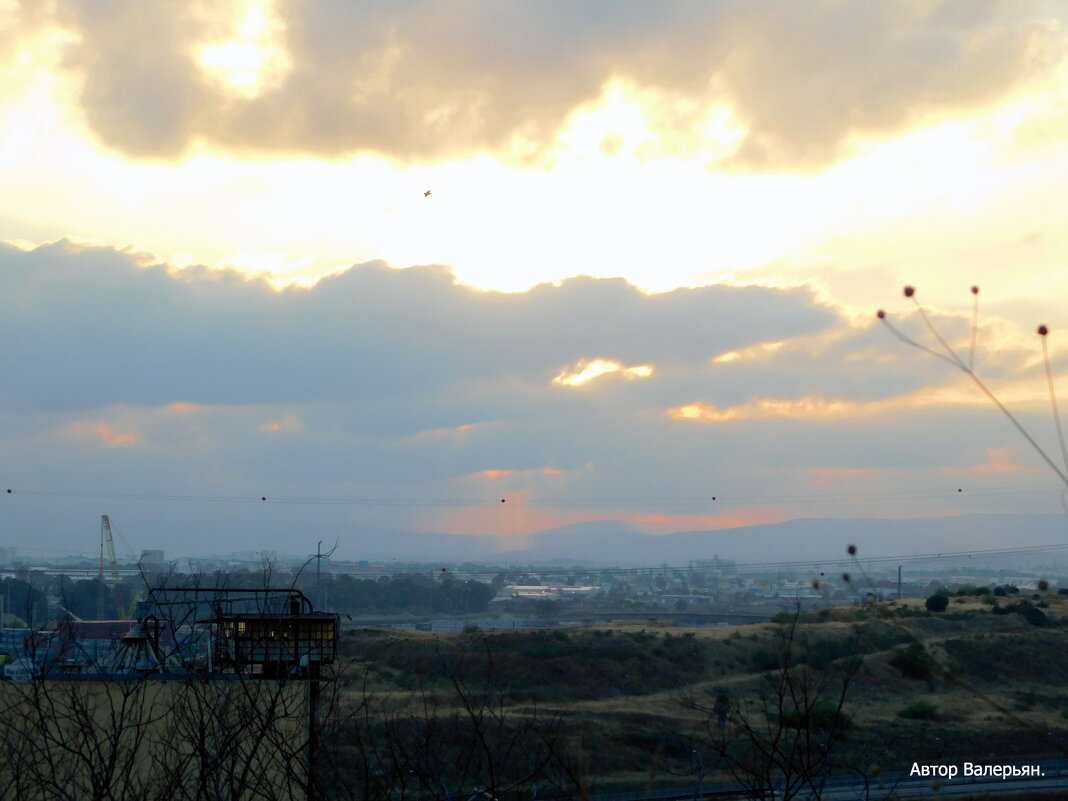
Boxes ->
[101,515,121,586]
[96,514,128,619]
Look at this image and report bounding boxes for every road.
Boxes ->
[584,760,1068,801]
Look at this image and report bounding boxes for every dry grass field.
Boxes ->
[335,592,1068,794]
[4,592,1067,800]
[0,678,311,800]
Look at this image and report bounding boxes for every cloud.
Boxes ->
[257,414,303,434]
[942,447,1041,475]
[808,467,875,486]
[424,503,792,537]
[164,401,201,413]
[0,240,836,413]
[32,0,1066,169]
[552,358,653,387]
[471,468,564,481]
[67,420,138,447]
[0,241,847,540]
[713,341,785,364]
[4,240,1067,555]
[664,384,1016,423]
[669,396,861,422]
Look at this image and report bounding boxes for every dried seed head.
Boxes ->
[842,572,851,583]
[970,286,979,295]
[876,309,886,319]
[1038,325,1049,337]
[1039,579,1049,591]
[811,578,821,590]
[847,544,857,556]
[903,286,915,298]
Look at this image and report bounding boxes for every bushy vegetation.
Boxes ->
[896,700,939,720]
[780,701,851,730]
[6,583,1068,799]
[924,593,949,612]
[349,627,715,700]
[888,641,935,680]
[327,573,497,615]
[954,585,993,597]
[990,598,1050,626]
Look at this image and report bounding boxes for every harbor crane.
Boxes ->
[96,515,125,619]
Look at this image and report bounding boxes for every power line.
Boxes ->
[8,541,1067,578]
[2,482,1066,509]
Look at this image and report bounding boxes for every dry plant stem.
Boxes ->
[969,291,979,371]
[1041,336,1068,477]
[1038,335,1068,516]
[880,318,961,368]
[879,313,1068,488]
[963,367,1068,487]
[911,298,967,370]
[876,290,1068,759]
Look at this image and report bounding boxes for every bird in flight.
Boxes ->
[424,190,431,197]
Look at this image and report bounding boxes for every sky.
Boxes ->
[2,0,1068,561]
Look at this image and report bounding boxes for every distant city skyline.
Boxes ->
[2,2,1068,559]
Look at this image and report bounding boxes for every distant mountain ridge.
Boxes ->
[331,513,1068,567]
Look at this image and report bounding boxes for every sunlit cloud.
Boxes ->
[164,402,201,413]
[67,421,138,447]
[0,238,35,251]
[471,467,565,481]
[221,251,318,286]
[407,423,477,441]
[1,2,1059,299]
[669,396,858,422]
[942,447,1041,476]
[667,374,1068,423]
[713,340,786,364]
[257,414,303,434]
[194,0,292,100]
[423,502,791,538]
[553,358,654,388]
[556,78,747,164]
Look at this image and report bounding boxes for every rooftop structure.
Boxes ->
[4,586,338,680]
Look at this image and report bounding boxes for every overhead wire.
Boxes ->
[2,482,1066,508]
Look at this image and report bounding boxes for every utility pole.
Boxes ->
[309,538,338,612]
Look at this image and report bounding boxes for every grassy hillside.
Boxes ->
[336,593,1068,795]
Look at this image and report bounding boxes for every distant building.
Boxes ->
[496,585,600,601]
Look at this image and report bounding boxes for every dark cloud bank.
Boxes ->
[0,240,837,413]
